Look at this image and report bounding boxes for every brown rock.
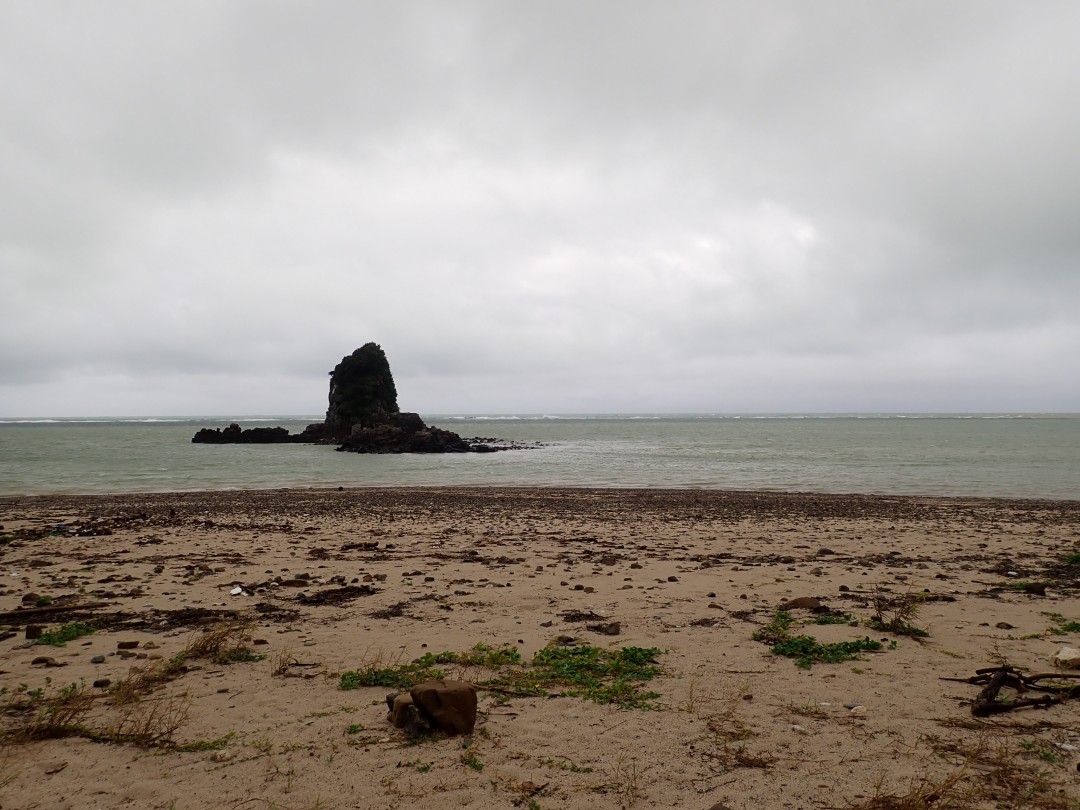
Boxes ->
[586,621,621,636]
[410,680,477,735]
[386,692,431,736]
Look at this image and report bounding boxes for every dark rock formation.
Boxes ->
[323,343,400,439]
[192,343,532,454]
[192,424,299,444]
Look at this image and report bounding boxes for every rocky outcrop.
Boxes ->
[192,343,530,454]
[336,412,473,454]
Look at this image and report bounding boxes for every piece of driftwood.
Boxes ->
[942,665,1080,716]
[0,601,112,624]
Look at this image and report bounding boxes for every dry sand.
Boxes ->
[2,487,1080,810]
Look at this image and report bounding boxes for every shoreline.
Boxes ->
[2,486,1079,808]
[5,482,1080,508]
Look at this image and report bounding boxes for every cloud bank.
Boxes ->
[2,1,1078,416]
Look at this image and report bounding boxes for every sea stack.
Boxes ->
[193,343,519,453]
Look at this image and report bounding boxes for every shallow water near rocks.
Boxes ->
[1,413,1078,498]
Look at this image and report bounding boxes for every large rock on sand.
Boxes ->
[410,680,478,734]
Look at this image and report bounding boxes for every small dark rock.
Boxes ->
[778,597,824,612]
[93,678,111,688]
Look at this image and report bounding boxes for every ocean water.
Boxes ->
[0,414,1078,499]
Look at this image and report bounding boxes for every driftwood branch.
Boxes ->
[942,665,1080,716]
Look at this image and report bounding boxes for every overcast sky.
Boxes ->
[2,2,1079,417]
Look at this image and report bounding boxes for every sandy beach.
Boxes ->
[2,487,1079,810]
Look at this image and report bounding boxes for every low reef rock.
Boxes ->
[191,424,299,444]
[192,343,530,454]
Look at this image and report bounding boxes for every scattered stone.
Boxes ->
[667,575,679,582]
[995,622,1015,630]
[778,597,824,612]
[210,750,233,763]
[93,678,111,688]
[31,656,63,667]
[1022,582,1048,596]
[586,621,621,636]
[91,655,106,664]
[849,705,867,716]
[117,640,139,650]
[25,625,43,640]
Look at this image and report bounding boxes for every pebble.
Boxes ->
[210,750,233,762]
[91,655,106,664]
[791,724,809,735]
[849,706,867,716]
[93,678,111,688]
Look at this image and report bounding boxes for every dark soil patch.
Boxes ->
[560,610,608,623]
[296,585,378,606]
[368,601,409,619]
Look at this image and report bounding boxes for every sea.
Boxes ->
[0,414,1078,500]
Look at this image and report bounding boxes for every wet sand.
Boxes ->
[2,487,1080,809]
